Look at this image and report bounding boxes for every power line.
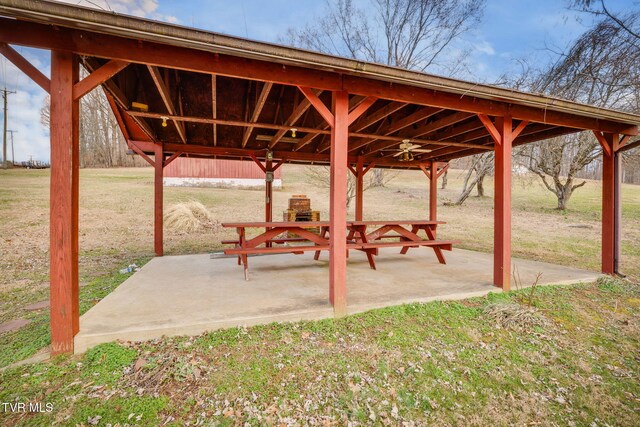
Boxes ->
[2,87,16,168]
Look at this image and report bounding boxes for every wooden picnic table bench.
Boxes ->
[221,220,456,280]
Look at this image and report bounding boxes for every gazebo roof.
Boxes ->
[0,0,638,168]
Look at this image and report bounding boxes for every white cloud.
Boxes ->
[0,48,50,163]
[473,40,496,56]
[51,0,179,24]
[0,2,180,163]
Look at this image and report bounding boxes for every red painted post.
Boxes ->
[49,50,78,354]
[154,144,164,257]
[429,161,438,222]
[71,56,80,335]
[601,133,618,274]
[494,116,513,290]
[329,90,349,315]
[355,156,364,221]
[265,157,273,248]
[615,149,621,273]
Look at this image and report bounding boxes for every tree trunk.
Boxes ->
[441,169,448,189]
[370,169,385,188]
[476,174,485,196]
[555,182,573,210]
[557,193,569,210]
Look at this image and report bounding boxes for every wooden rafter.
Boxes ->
[310,102,406,154]
[428,118,485,141]
[340,106,442,154]
[619,137,640,152]
[365,111,473,155]
[83,58,156,142]
[269,88,321,149]
[211,75,217,146]
[352,102,407,133]
[242,81,272,148]
[348,96,377,126]
[127,110,491,151]
[130,138,443,169]
[294,95,374,151]
[147,65,187,143]
[430,126,579,162]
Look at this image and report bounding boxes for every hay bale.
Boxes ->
[164,201,220,233]
[483,302,548,331]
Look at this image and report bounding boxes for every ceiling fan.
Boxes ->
[384,139,432,161]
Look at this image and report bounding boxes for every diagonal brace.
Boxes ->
[73,59,129,100]
[0,43,50,92]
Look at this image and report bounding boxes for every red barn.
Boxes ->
[163,158,282,188]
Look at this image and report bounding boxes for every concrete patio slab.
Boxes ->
[74,248,601,353]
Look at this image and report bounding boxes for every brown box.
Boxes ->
[288,195,311,211]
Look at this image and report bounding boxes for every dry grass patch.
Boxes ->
[483,302,549,331]
[164,201,221,233]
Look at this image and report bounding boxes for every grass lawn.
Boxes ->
[0,166,639,425]
[1,278,639,425]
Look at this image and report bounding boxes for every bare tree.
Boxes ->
[305,165,378,208]
[514,18,639,209]
[449,152,494,205]
[41,85,146,168]
[440,168,448,189]
[570,0,640,42]
[284,0,485,187]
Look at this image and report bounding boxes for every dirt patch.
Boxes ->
[23,300,49,311]
[0,318,31,334]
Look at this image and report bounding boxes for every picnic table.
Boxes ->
[222,220,456,280]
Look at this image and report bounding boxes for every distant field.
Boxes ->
[1,166,639,426]
[1,165,638,294]
[0,165,638,366]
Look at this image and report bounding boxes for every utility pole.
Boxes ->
[8,129,17,165]
[2,87,16,168]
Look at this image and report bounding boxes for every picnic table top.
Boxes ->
[221,220,446,228]
[222,221,329,228]
[348,220,446,226]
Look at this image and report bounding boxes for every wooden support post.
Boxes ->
[154,143,164,257]
[429,161,438,222]
[49,50,79,355]
[615,149,622,274]
[330,91,349,315]
[265,157,273,248]
[355,156,364,221]
[71,56,80,335]
[601,133,620,274]
[493,116,513,290]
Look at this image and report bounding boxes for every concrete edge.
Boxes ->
[74,275,604,354]
[346,275,603,316]
[74,307,334,353]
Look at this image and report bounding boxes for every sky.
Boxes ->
[0,0,634,163]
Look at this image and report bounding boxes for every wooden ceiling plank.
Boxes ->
[269,89,321,149]
[242,81,273,148]
[147,65,187,143]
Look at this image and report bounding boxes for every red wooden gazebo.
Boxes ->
[1,0,638,354]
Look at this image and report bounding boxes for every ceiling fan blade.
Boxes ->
[392,151,403,157]
[413,149,432,153]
